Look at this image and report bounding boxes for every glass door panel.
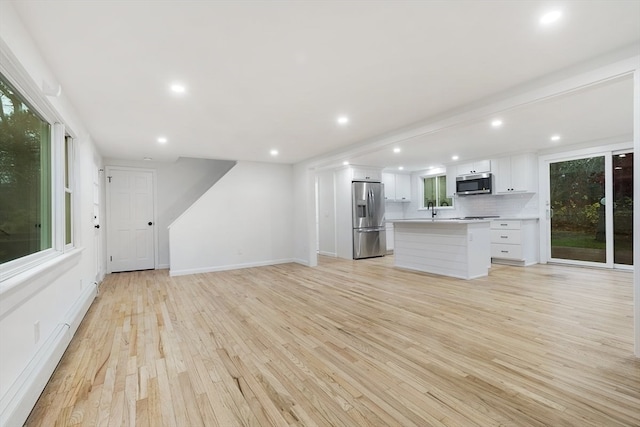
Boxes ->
[613,152,633,265]
[549,156,606,263]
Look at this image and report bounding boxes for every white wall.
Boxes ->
[292,163,318,266]
[0,4,103,424]
[104,157,235,268]
[169,161,295,275]
[316,170,336,257]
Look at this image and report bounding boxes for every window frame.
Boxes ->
[63,135,75,250]
[0,43,78,283]
[420,172,454,210]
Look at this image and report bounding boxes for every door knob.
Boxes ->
[148,222,153,226]
[94,224,100,229]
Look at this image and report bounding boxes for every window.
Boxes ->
[0,66,76,281]
[64,135,74,247]
[422,174,452,209]
[0,74,52,264]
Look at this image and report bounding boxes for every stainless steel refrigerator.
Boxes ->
[352,181,386,259]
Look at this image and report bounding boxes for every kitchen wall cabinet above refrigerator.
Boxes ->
[350,166,382,181]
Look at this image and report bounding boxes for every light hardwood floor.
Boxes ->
[26,256,640,426]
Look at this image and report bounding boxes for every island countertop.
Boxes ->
[391,218,492,224]
[391,219,491,280]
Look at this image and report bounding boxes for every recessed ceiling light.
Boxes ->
[337,116,349,125]
[540,10,562,25]
[398,166,404,171]
[270,149,278,156]
[170,83,186,94]
[619,154,626,158]
[157,137,168,144]
[343,161,349,166]
[143,157,153,161]
[393,147,401,153]
[550,134,561,142]
[491,119,503,128]
[452,155,459,161]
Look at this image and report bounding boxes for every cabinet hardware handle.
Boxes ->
[500,236,508,238]
[501,250,509,253]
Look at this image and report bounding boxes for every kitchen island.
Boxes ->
[391,219,491,280]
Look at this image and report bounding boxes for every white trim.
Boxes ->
[293,258,311,266]
[0,282,96,427]
[318,251,337,257]
[0,248,83,318]
[633,62,640,358]
[169,258,295,277]
[52,123,65,252]
[0,38,61,124]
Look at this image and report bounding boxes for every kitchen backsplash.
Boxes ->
[385,202,405,220]
[391,192,539,219]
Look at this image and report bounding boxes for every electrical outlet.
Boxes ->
[34,321,40,343]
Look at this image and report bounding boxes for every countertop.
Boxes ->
[388,216,539,224]
[391,218,492,224]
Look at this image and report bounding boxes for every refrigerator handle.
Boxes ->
[369,188,375,219]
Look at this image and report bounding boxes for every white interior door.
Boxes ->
[106,167,155,272]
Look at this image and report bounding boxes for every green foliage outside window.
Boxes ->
[423,174,452,208]
[0,75,52,263]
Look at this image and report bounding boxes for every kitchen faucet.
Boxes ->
[427,201,437,218]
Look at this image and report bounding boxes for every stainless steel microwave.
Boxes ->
[456,173,493,195]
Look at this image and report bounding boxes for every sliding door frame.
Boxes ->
[539,142,632,267]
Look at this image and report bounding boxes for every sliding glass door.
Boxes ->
[547,150,633,267]
[613,152,633,266]
[549,156,606,263]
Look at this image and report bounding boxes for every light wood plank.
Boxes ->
[25,257,640,426]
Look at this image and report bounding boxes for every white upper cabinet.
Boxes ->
[382,173,396,200]
[382,173,411,201]
[395,174,411,201]
[494,153,537,194]
[351,166,382,181]
[456,160,492,175]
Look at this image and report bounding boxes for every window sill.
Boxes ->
[0,248,84,302]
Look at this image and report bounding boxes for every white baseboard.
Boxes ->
[0,284,96,427]
[318,251,337,257]
[157,263,170,270]
[169,258,295,276]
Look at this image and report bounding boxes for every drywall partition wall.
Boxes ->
[104,157,236,268]
[292,163,318,267]
[169,161,295,275]
[317,170,337,257]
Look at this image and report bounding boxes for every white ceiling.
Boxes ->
[10,0,640,167]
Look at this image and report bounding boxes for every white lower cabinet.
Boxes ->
[490,219,538,266]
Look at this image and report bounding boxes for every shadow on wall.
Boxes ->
[104,157,237,268]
